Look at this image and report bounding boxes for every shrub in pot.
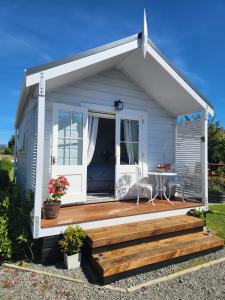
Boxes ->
[58,225,86,269]
[209,175,225,203]
[43,176,69,219]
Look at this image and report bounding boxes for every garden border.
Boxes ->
[3,256,225,293]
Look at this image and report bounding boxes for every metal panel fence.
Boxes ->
[176,115,204,200]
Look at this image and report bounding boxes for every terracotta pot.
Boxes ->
[43,201,61,219]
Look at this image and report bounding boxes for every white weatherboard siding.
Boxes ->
[41,68,175,203]
[16,105,30,189]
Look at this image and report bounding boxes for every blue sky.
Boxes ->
[0,0,225,144]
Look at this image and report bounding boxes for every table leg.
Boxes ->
[151,174,159,201]
[162,175,174,205]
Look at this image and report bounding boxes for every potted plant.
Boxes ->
[209,177,225,203]
[58,225,86,269]
[43,176,69,219]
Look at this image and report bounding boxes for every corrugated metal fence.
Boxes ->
[176,116,204,199]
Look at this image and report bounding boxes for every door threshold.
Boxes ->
[86,193,116,204]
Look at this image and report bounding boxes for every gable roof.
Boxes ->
[16,31,214,126]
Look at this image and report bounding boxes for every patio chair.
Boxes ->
[168,164,187,202]
[136,166,154,205]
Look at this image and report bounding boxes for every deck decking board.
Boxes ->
[86,215,203,248]
[41,199,203,228]
[93,234,224,277]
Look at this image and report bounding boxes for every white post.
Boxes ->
[33,72,45,239]
[202,108,209,210]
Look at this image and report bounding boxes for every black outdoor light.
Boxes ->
[114,100,123,111]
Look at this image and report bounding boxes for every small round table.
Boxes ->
[148,171,177,205]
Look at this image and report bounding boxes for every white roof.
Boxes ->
[16,32,213,126]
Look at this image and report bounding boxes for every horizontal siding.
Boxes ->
[43,68,175,201]
[176,117,204,198]
[16,105,30,190]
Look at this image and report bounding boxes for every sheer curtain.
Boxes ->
[124,120,138,165]
[87,116,99,166]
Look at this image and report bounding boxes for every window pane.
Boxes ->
[57,110,83,166]
[58,111,70,138]
[120,119,139,142]
[130,120,139,142]
[120,142,139,165]
[71,112,83,139]
[120,120,125,141]
[120,142,129,165]
[70,139,82,165]
[58,138,70,165]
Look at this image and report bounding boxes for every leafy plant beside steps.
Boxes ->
[187,209,210,226]
[59,225,86,269]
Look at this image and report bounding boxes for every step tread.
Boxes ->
[92,233,224,277]
[86,215,203,248]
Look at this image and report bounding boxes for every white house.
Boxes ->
[15,13,214,244]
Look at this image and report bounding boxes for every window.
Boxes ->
[57,111,83,165]
[120,119,139,165]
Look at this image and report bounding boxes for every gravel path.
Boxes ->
[23,247,225,288]
[0,249,225,299]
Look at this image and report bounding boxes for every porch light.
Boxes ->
[114,100,123,111]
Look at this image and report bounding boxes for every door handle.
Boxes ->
[51,156,56,165]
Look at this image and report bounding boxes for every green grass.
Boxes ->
[207,204,225,239]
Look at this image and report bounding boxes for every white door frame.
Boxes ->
[52,103,88,204]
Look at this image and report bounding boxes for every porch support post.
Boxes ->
[202,108,209,210]
[33,72,45,238]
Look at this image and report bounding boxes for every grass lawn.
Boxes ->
[207,204,225,240]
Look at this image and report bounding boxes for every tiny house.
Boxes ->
[15,14,213,245]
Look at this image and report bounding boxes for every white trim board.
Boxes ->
[38,205,205,238]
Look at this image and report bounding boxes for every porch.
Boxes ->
[41,198,203,230]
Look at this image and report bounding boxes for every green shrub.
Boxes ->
[187,208,211,225]
[0,158,13,191]
[0,185,34,262]
[58,225,86,255]
[0,158,13,171]
[0,216,12,261]
[0,169,10,191]
[209,176,225,193]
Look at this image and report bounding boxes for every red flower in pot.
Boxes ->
[44,176,70,219]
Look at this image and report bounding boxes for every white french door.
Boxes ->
[52,104,88,204]
[115,110,148,199]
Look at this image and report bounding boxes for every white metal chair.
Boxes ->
[168,164,187,202]
[136,166,154,205]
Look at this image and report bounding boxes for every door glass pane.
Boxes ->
[120,119,139,165]
[71,112,83,139]
[58,111,70,138]
[57,110,83,165]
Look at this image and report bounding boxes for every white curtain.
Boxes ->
[124,120,138,165]
[87,116,99,166]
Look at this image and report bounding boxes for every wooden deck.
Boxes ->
[41,199,203,228]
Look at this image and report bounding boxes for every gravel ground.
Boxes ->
[21,247,225,288]
[1,254,225,299]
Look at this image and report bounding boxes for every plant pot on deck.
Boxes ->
[209,191,225,203]
[43,201,61,219]
[63,252,81,269]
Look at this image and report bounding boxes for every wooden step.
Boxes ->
[92,232,224,278]
[86,215,203,248]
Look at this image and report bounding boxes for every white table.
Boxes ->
[148,172,177,205]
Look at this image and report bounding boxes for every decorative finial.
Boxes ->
[142,8,148,58]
